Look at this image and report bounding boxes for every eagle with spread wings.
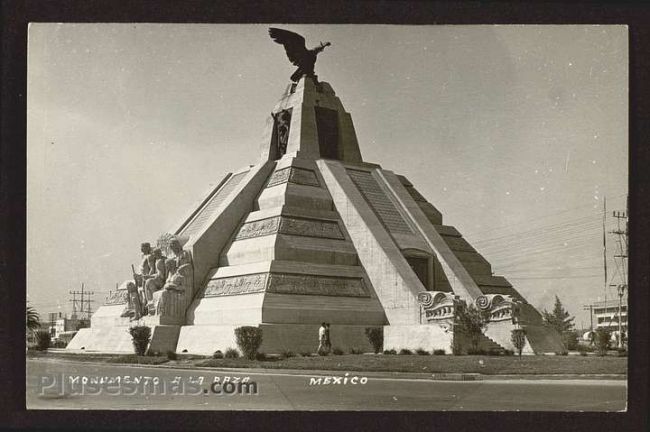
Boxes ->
[268,28,331,82]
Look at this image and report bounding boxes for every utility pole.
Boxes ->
[48,312,57,337]
[84,295,94,321]
[582,304,594,331]
[69,290,78,320]
[602,197,608,308]
[609,201,628,348]
[69,283,95,322]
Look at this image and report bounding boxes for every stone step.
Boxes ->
[476,333,507,353]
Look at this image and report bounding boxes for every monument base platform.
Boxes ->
[384,325,455,354]
[176,323,375,356]
[66,325,180,354]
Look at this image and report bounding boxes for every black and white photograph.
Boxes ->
[23,22,630,413]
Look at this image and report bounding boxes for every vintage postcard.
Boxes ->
[26,24,628,411]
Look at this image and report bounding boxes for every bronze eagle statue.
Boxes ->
[269,28,331,82]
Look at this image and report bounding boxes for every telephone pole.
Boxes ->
[48,312,57,337]
[609,200,628,348]
[84,296,94,318]
[69,283,95,322]
[582,304,594,331]
[69,290,78,320]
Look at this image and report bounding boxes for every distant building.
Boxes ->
[592,297,627,340]
[46,312,91,346]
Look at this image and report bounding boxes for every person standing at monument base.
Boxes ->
[317,322,328,355]
[324,323,332,354]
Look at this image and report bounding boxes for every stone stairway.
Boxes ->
[476,332,507,354]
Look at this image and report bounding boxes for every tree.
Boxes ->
[511,328,526,357]
[234,326,263,360]
[595,328,611,356]
[35,330,51,351]
[364,327,383,354]
[542,295,575,334]
[26,306,41,334]
[562,330,580,351]
[454,304,488,353]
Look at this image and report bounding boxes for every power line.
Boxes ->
[508,275,602,280]
[69,282,94,320]
[504,265,604,273]
[462,192,627,241]
[475,218,604,248]
[483,239,603,265]
[480,231,602,258]
[472,215,603,247]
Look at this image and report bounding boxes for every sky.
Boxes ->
[27,24,628,328]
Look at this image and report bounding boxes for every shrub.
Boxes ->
[503,349,515,356]
[562,330,579,351]
[455,304,489,353]
[433,349,446,356]
[398,348,413,355]
[487,348,503,356]
[166,350,178,360]
[451,337,463,356]
[234,326,263,360]
[332,347,344,355]
[415,348,429,355]
[224,347,240,359]
[300,351,312,357]
[595,328,611,356]
[280,349,295,359]
[35,330,51,351]
[350,347,364,355]
[383,349,397,355]
[467,348,487,355]
[580,351,588,356]
[212,350,224,359]
[616,348,627,357]
[511,328,526,358]
[128,325,151,356]
[255,352,266,361]
[364,327,384,354]
[555,351,568,356]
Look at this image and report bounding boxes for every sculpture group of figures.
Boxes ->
[119,237,193,320]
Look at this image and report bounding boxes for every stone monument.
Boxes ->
[68,29,564,355]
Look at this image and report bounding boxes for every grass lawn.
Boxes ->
[106,355,170,365]
[27,350,626,375]
[195,354,627,375]
[27,350,118,362]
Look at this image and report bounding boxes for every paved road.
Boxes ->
[26,358,626,411]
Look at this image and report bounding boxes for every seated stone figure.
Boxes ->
[153,237,193,318]
[120,242,154,319]
[143,248,167,314]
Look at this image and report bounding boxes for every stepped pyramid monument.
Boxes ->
[68,29,564,355]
